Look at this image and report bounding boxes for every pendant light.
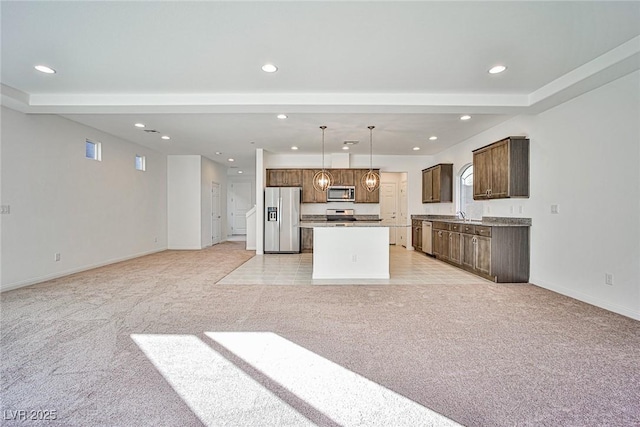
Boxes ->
[313,125,333,192]
[361,125,380,192]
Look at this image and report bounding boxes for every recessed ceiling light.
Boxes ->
[262,63,278,73]
[488,65,507,74]
[161,135,170,140]
[413,147,420,151]
[215,151,222,155]
[228,158,235,162]
[34,65,56,74]
[277,114,288,119]
[460,115,472,121]
[429,136,438,141]
[134,123,146,128]
[342,146,349,150]
[291,146,298,150]
[238,170,243,174]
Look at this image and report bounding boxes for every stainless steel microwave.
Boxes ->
[327,186,356,202]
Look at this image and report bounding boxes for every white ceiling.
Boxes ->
[2,1,639,174]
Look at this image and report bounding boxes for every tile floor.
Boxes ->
[217,245,489,285]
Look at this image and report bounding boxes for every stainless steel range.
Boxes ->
[326,209,357,222]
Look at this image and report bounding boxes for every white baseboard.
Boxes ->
[1,248,166,293]
[530,277,640,321]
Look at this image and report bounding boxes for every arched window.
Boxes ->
[458,164,481,219]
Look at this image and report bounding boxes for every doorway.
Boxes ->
[380,181,398,245]
[211,182,221,245]
[398,179,408,247]
[229,181,253,236]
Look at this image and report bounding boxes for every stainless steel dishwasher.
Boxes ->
[422,221,433,255]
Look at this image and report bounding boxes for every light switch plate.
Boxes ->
[550,204,559,214]
[0,205,10,214]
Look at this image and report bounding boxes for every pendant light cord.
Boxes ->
[320,125,327,172]
[368,125,375,171]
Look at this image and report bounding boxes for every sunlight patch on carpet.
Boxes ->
[133,332,462,426]
[131,334,314,426]
[207,332,462,427]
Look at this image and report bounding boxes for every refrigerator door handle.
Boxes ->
[279,197,283,233]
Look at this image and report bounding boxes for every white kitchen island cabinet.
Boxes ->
[309,225,390,279]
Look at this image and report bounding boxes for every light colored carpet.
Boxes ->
[1,241,639,426]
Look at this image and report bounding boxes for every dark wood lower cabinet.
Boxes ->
[436,230,450,260]
[461,233,475,270]
[474,235,492,276]
[432,222,529,283]
[449,232,461,265]
[412,220,422,252]
[301,228,313,253]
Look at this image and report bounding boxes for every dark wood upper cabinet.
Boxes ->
[269,168,378,203]
[266,169,303,187]
[333,169,355,186]
[473,136,529,200]
[301,169,327,203]
[354,169,380,203]
[422,163,453,203]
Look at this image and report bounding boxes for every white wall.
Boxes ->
[1,107,167,290]
[167,155,201,250]
[431,71,640,320]
[530,71,639,320]
[256,149,267,254]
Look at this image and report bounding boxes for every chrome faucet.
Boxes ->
[456,211,467,222]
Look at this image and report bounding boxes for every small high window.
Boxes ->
[135,155,146,171]
[85,139,102,161]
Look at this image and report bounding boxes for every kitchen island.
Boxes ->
[300,222,393,279]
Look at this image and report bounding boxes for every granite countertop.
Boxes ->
[300,221,410,228]
[410,215,531,227]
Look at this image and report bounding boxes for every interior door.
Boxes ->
[211,182,221,245]
[380,182,397,245]
[230,181,252,235]
[398,180,408,247]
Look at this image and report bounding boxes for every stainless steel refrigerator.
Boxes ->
[264,187,301,253]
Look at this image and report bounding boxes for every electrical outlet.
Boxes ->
[518,206,524,214]
[0,205,10,214]
[605,273,614,286]
[352,254,357,262]
[154,237,158,243]
[54,253,61,262]
[551,204,559,214]
[509,206,514,214]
